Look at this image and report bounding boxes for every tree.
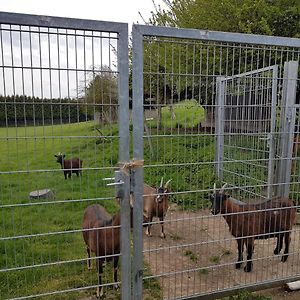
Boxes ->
[150,0,300,37]
[140,0,300,108]
[82,66,118,124]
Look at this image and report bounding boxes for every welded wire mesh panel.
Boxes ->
[136,27,300,300]
[218,67,278,200]
[0,14,127,299]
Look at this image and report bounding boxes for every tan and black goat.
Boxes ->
[143,177,171,238]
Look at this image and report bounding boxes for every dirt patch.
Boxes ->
[143,205,300,299]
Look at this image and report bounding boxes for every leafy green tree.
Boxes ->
[141,0,300,108]
[150,0,300,37]
[82,66,118,124]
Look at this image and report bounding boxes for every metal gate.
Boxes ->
[2,11,300,300]
[132,25,300,299]
[0,12,131,299]
[215,65,279,200]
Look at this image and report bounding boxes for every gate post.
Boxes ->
[118,25,132,300]
[132,24,144,300]
[276,61,298,197]
[215,77,225,180]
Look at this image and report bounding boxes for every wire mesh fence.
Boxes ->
[2,12,300,300]
[133,26,300,299]
[0,13,130,300]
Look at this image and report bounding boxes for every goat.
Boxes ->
[82,203,131,298]
[143,177,171,238]
[54,152,83,180]
[210,183,296,272]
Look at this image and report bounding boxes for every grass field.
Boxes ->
[0,120,214,299]
[0,113,272,299]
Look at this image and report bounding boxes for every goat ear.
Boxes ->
[63,154,66,158]
[54,155,57,157]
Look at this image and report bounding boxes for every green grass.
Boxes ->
[0,121,121,299]
[224,291,271,300]
[209,255,220,264]
[0,114,277,298]
[161,99,205,129]
[184,250,198,262]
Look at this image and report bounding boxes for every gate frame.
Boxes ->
[215,65,279,199]
[132,24,300,300]
[0,11,131,300]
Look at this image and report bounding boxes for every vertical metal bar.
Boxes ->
[132,24,144,300]
[215,76,225,180]
[267,65,278,198]
[277,61,298,197]
[117,26,131,300]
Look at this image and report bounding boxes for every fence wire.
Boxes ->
[0,14,128,300]
[140,32,300,299]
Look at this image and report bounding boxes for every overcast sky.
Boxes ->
[0,0,168,26]
[0,0,169,98]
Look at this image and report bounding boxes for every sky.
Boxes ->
[0,0,169,98]
[0,0,168,26]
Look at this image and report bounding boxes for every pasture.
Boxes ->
[0,118,214,299]
[1,112,299,299]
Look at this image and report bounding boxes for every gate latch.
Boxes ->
[103,170,124,198]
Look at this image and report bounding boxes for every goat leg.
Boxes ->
[96,258,104,298]
[159,217,166,239]
[145,216,153,237]
[274,233,284,255]
[244,241,254,272]
[86,247,92,270]
[281,232,291,262]
[113,256,120,290]
[235,239,244,269]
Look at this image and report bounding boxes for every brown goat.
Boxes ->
[55,152,83,179]
[210,183,296,272]
[143,177,171,238]
[82,204,123,298]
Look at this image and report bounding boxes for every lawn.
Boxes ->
[0,115,274,299]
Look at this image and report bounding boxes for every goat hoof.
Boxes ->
[274,248,280,255]
[96,287,103,298]
[281,255,288,262]
[235,262,242,269]
[160,233,166,239]
[113,283,120,290]
[244,264,252,272]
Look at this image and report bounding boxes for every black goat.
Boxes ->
[55,152,83,179]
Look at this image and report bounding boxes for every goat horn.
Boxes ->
[164,179,172,188]
[129,194,134,208]
[160,177,164,188]
[221,183,228,191]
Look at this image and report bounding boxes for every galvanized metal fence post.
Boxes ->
[277,61,298,198]
[267,65,279,199]
[132,24,144,300]
[215,76,225,180]
[117,24,131,300]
